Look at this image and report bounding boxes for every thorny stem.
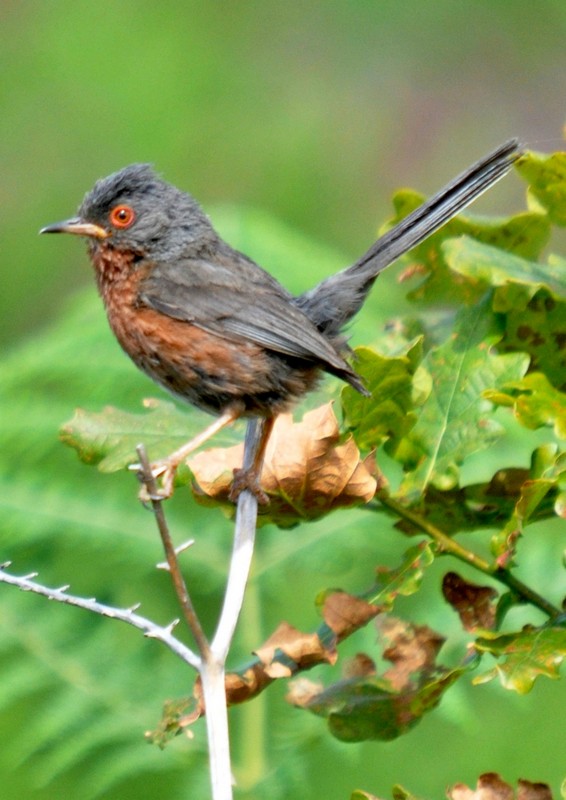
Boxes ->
[377,490,561,619]
[136,444,211,660]
[0,565,201,669]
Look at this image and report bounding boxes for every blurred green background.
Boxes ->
[1,2,565,799]
[4,0,566,348]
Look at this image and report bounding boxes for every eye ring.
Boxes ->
[110,204,136,229]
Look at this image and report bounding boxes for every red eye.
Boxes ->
[110,204,136,229]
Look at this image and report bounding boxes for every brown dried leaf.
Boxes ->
[517,780,553,800]
[377,617,445,691]
[343,653,377,679]
[254,620,336,676]
[286,677,324,708]
[449,774,553,800]
[188,404,377,525]
[321,591,381,640]
[442,572,498,631]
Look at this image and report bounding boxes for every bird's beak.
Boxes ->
[40,217,110,239]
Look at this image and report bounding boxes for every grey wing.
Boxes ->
[138,256,353,376]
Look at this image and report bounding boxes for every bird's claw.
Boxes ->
[129,460,177,503]
[229,468,269,505]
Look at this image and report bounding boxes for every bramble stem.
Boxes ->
[136,444,211,658]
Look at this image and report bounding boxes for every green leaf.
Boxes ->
[485,373,566,438]
[369,543,434,608]
[488,444,563,560]
[398,299,529,496]
[341,340,423,454]
[444,236,566,302]
[384,188,550,304]
[444,237,566,388]
[516,150,566,225]
[302,661,466,743]
[59,398,237,474]
[391,445,562,543]
[474,624,566,693]
[499,291,566,389]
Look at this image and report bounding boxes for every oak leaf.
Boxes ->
[188,403,377,526]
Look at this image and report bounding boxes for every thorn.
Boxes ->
[164,619,180,635]
[175,539,195,555]
[55,584,70,592]
[0,561,12,569]
[156,539,195,570]
[128,603,141,612]
[22,572,39,580]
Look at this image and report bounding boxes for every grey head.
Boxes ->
[41,164,216,259]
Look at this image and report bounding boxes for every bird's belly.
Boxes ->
[106,304,320,416]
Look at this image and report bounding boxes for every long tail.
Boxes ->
[295,139,522,335]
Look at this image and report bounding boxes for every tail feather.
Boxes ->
[295,139,522,335]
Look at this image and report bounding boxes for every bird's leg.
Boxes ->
[133,408,241,500]
[229,415,275,505]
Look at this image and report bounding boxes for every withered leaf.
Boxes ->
[254,620,335,676]
[320,591,381,640]
[188,404,377,526]
[343,653,377,679]
[286,677,324,708]
[377,616,445,691]
[442,572,498,631]
[288,615,466,742]
[448,773,553,800]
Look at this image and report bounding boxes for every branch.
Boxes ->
[136,443,211,659]
[377,491,561,619]
[0,563,201,669]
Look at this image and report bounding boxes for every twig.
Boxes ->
[136,444,211,659]
[0,564,201,669]
[377,490,561,619]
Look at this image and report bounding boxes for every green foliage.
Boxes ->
[301,658,467,743]
[395,301,528,495]
[1,152,566,798]
[474,623,566,693]
[342,340,423,454]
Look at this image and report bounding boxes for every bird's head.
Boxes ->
[40,164,214,259]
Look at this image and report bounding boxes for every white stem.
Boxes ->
[212,419,262,660]
[200,658,233,800]
[202,419,263,799]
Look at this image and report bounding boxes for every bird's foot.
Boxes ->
[130,459,178,503]
[229,468,269,505]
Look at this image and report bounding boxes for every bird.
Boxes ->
[41,139,521,502]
